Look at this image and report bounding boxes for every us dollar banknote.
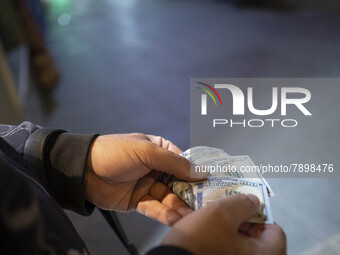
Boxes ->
[172,178,273,223]
[161,146,274,224]
[180,146,228,162]
[182,146,275,197]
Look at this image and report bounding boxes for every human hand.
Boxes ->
[86,133,204,226]
[162,194,286,255]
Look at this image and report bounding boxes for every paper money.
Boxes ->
[162,146,275,224]
[172,178,273,224]
[181,146,228,162]
[182,147,275,197]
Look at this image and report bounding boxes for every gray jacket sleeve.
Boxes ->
[146,246,194,255]
[0,121,98,215]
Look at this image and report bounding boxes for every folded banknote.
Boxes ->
[162,146,274,224]
[182,146,274,197]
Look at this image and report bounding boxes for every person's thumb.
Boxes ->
[143,143,208,181]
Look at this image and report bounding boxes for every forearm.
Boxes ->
[0,122,98,215]
[146,246,194,255]
[46,131,98,214]
[0,122,41,155]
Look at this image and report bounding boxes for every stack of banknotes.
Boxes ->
[161,146,274,224]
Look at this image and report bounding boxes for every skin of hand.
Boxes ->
[161,194,286,255]
[86,133,205,226]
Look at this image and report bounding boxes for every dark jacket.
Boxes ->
[0,122,192,255]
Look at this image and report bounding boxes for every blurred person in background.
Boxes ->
[0,122,286,254]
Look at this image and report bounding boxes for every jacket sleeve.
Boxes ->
[146,246,194,255]
[0,122,98,215]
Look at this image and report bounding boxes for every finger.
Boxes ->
[257,223,286,252]
[238,222,253,236]
[128,172,159,210]
[136,194,182,226]
[143,143,208,181]
[213,194,260,230]
[147,135,183,154]
[149,182,193,216]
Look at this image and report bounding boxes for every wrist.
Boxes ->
[85,136,101,201]
[147,245,194,255]
[87,135,100,174]
[162,231,199,255]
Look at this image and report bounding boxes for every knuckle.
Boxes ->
[131,132,147,140]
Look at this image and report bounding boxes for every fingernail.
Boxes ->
[245,194,259,206]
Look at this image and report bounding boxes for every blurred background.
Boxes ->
[1,0,340,254]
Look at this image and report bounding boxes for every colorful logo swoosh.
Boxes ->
[196,82,223,106]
